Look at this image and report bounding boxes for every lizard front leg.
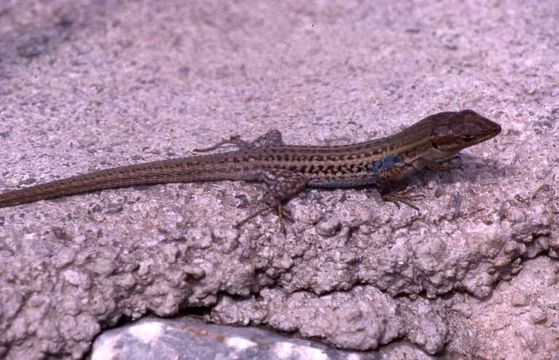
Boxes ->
[370,157,424,210]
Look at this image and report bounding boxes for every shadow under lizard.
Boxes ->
[0,110,501,227]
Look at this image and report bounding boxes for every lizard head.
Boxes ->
[429,110,501,154]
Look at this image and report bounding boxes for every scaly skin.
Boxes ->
[0,110,501,224]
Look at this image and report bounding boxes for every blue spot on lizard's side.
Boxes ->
[367,155,403,175]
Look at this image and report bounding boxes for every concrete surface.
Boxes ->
[0,0,558,359]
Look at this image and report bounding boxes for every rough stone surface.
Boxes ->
[0,0,558,359]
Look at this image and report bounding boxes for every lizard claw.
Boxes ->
[234,203,294,233]
[381,187,423,211]
[276,204,294,235]
[277,205,293,222]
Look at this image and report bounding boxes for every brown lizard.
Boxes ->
[0,110,501,226]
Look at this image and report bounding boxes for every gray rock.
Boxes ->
[90,317,432,360]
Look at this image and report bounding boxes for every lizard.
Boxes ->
[0,110,501,227]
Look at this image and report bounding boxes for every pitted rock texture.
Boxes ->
[0,0,558,359]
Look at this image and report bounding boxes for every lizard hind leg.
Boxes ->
[234,203,293,234]
[193,135,246,153]
[193,130,285,153]
[235,170,307,232]
[249,129,284,148]
[235,205,272,229]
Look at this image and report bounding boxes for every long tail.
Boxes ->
[0,152,250,208]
